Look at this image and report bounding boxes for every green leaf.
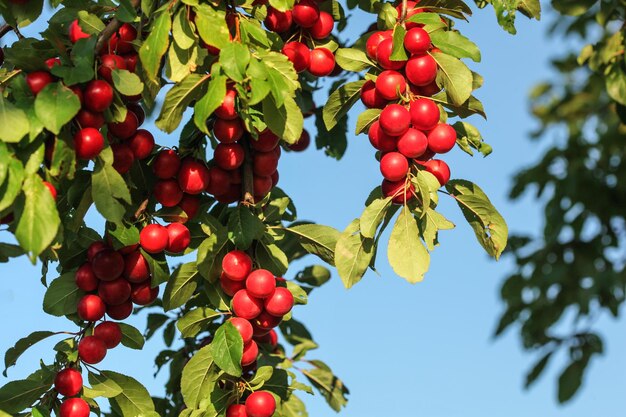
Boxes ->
[258,50,299,107]
[323,80,366,130]
[156,74,209,133]
[139,10,172,82]
[335,48,375,72]
[419,208,454,251]
[194,4,230,49]
[34,82,81,135]
[112,69,144,96]
[606,62,626,106]
[355,108,381,135]
[172,7,197,49]
[445,179,508,259]
[181,346,219,408]
[105,371,156,416]
[558,360,585,403]
[388,206,430,283]
[43,272,84,316]
[255,241,289,276]
[0,96,29,143]
[196,231,229,282]
[432,51,473,106]
[118,323,145,350]
[0,379,51,413]
[177,307,221,338]
[194,72,227,134]
[0,158,24,212]
[390,25,408,61]
[106,222,140,250]
[228,205,265,250]
[219,43,250,83]
[295,265,331,287]
[116,0,138,23]
[85,371,123,398]
[281,394,307,417]
[359,196,393,239]
[163,262,199,311]
[3,331,55,376]
[301,360,349,412]
[15,175,61,260]
[211,322,243,377]
[430,30,481,62]
[263,95,304,144]
[525,351,553,388]
[140,250,170,287]
[453,121,492,156]
[284,224,340,265]
[77,10,105,34]
[92,155,132,223]
[335,220,374,289]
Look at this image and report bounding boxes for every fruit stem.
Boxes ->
[400,0,408,25]
[94,0,141,54]
[241,138,256,206]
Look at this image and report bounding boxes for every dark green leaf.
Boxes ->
[210,322,243,377]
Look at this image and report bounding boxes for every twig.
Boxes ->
[94,0,141,54]
[241,138,255,206]
[0,24,12,39]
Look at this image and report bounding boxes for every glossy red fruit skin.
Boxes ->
[405,54,438,87]
[308,48,335,77]
[421,159,450,186]
[140,224,169,254]
[222,250,252,281]
[253,310,282,331]
[404,27,431,55]
[129,129,155,159]
[309,11,334,39]
[246,269,276,299]
[220,273,246,296]
[166,222,191,253]
[74,128,104,160]
[256,328,278,347]
[397,128,428,158]
[123,250,150,283]
[226,404,247,417]
[265,8,293,32]
[292,0,320,28]
[376,38,405,70]
[94,321,123,349]
[409,98,440,131]
[98,54,126,83]
[87,241,108,262]
[76,109,105,129]
[380,152,409,181]
[42,181,57,201]
[60,398,90,417]
[108,110,138,139]
[366,31,392,60]
[215,143,245,170]
[375,70,406,100]
[379,104,411,137]
[229,317,253,344]
[264,287,294,317]
[98,278,131,306]
[91,249,124,281]
[360,80,387,109]
[131,281,159,305]
[214,118,244,143]
[78,336,107,364]
[245,391,276,417]
[215,88,238,120]
[253,175,272,197]
[368,121,397,152]
[108,23,137,54]
[124,53,138,72]
[206,166,231,196]
[427,123,456,153]
[382,179,415,204]
[177,159,210,194]
[232,290,263,319]
[153,149,181,179]
[106,300,133,320]
[76,263,99,292]
[288,130,309,152]
[282,41,310,73]
[55,368,83,397]
[84,80,114,112]
[251,130,279,152]
[111,143,135,175]
[253,152,279,176]
[418,80,441,96]
[25,71,53,95]
[241,340,259,366]
[154,179,183,207]
[128,103,145,126]
[69,20,90,44]
[177,194,201,222]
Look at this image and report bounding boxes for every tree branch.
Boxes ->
[94,0,141,54]
[0,24,13,39]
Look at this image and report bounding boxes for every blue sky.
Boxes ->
[1,2,625,417]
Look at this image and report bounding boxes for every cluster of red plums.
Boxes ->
[226,390,277,417]
[360,5,454,203]
[266,0,337,77]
